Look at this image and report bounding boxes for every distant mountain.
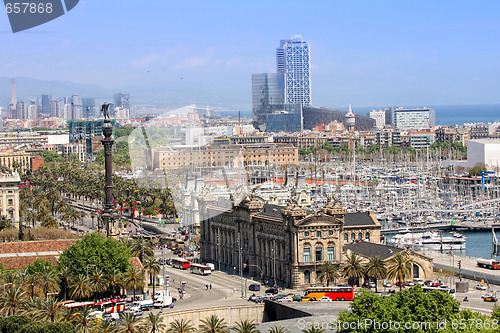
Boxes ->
[0,77,251,111]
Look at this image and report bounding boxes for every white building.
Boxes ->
[0,173,20,228]
[369,110,386,129]
[387,107,435,130]
[467,139,500,169]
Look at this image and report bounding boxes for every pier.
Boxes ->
[382,222,500,233]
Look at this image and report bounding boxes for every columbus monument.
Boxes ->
[100,102,117,237]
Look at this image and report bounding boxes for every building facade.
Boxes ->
[0,173,20,228]
[369,110,386,129]
[386,107,435,130]
[199,195,381,289]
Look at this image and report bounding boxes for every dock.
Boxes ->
[381,222,500,233]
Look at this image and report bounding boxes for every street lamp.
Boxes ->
[244,264,264,284]
[86,264,96,278]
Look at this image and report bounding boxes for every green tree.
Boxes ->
[166,318,195,333]
[58,232,131,276]
[387,251,413,291]
[116,312,145,333]
[364,256,387,292]
[268,327,288,333]
[122,267,145,301]
[317,262,340,287]
[337,287,494,333]
[0,285,27,316]
[31,299,62,322]
[68,274,92,300]
[199,314,228,333]
[144,312,165,333]
[231,319,260,333]
[143,256,160,299]
[341,252,364,287]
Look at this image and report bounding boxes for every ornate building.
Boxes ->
[199,194,381,289]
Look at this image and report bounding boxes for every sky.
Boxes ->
[1,0,500,109]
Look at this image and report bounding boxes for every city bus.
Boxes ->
[422,286,456,299]
[63,301,96,310]
[304,286,354,301]
[172,258,191,269]
[190,263,212,275]
[93,299,126,313]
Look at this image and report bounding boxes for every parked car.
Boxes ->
[484,296,498,302]
[319,296,332,302]
[406,281,415,287]
[132,309,143,316]
[383,282,392,288]
[277,296,293,303]
[476,284,487,290]
[265,288,279,295]
[481,294,493,300]
[249,284,261,291]
[369,282,376,288]
[414,279,424,285]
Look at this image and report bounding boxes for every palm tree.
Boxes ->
[144,312,166,333]
[268,327,288,333]
[75,306,93,333]
[0,285,27,316]
[92,318,118,333]
[32,298,62,322]
[341,252,364,287]
[123,267,145,301]
[90,268,108,300]
[199,314,228,333]
[58,266,72,301]
[36,266,60,298]
[106,268,122,297]
[317,262,340,287]
[364,256,387,293]
[387,251,413,291]
[116,312,145,333]
[301,328,325,333]
[128,238,154,263]
[69,274,92,300]
[143,256,161,299]
[231,319,260,333]
[166,318,195,333]
[23,272,38,298]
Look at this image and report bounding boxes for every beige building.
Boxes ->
[0,173,20,228]
[199,194,381,289]
[154,143,298,170]
[0,151,32,171]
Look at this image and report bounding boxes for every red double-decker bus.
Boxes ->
[304,286,354,301]
[172,258,190,269]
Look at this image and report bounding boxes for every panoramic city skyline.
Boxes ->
[1,0,500,108]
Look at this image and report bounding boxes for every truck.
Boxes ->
[477,258,500,269]
[153,290,172,308]
[131,299,153,311]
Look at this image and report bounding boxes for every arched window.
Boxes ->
[358,233,362,240]
[304,270,310,284]
[316,271,322,283]
[351,233,356,242]
[344,233,348,242]
[365,233,370,241]
[315,246,323,262]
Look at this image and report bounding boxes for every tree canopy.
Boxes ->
[337,287,496,332]
[58,232,131,276]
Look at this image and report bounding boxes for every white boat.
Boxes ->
[391,231,466,251]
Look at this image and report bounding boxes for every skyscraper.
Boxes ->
[278,35,311,106]
[252,35,310,132]
[71,95,82,120]
[82,98,96,118]
[41,94,51,116]
[114,93,130,109]
[9,79,16,118]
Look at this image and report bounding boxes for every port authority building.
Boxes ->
[199,194,433,289]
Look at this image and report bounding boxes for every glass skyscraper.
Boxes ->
[252,35,310,132]
[278,35,311,106]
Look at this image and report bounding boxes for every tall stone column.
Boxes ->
[101,103,115,237]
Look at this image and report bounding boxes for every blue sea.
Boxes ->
[220,104,500,126]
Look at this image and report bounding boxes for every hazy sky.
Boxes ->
[1,0,499,108]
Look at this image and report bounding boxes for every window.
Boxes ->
[303,248,310,262]
[7,199,13,205]
[304,270,310,284]
[329,230,333,235]
[316,271,322,283]
[344,233,348,242]
[327,247,335,261]
[351,233,355,242]
[304,231,309,237]
[316,231,321,238]
[365,233,370,241]
[315,247,322,262]
[358,233,362,240]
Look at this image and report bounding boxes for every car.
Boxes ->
[476,284,487,290]
[369,282,376,288]
[406,281,415,287]
[383,282,392,288]
[249,284,261,291]
[484,296,498,302]
[414,279,424,285]
[277,296,293,303]
[395,281,405,287]
[319,296,332,302]
[132,309,143,316]
[481,294,493,300]
[265,288,279,295]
